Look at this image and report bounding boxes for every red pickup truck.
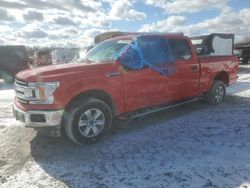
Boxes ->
[13,33,239,144]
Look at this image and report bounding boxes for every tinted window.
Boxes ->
[169,39,192,60]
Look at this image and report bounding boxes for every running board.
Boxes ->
[127,97,200,119]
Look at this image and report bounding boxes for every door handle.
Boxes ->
[106,72,120,77]
[160,68,169,75]
[190,65,198,71]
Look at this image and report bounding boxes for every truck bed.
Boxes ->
[198,55,239,93]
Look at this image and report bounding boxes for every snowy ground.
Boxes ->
[0,65,250,188]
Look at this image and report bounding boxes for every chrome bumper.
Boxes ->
[12,104,64,128]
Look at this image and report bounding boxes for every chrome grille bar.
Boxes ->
[15,79,29,104]
[15,79,27,86]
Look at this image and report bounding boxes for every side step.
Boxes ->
[119,97,200,120]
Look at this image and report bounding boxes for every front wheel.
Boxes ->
[64,98,113,144]
[205,80,226,105]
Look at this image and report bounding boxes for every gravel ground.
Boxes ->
[0,65,250,188]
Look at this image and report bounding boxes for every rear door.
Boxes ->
[166,38,200,100]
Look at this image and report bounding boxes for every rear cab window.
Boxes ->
[168,38,192,61]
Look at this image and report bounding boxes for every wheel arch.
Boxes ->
[64,89,116,117]
[213,71,229,86]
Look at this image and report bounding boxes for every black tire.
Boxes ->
[64,98,113,144]
[205,80,226,105]
[1,70,14,84]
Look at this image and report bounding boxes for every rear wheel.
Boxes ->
[64,98,113,144]
[205,80,226,105]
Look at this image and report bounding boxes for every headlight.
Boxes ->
[26,82,60,104]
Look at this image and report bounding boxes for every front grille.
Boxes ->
[15,79,27,87]
[17,97,29,104]
[15,79,29,104]
[16,90,24,95]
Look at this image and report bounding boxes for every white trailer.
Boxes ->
[52,49,79,64]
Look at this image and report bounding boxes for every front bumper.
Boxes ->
[12,104,64,128]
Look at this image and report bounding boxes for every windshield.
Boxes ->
[72,49,87,63]
[82,40,130,62]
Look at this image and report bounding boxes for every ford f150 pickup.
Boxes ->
[13,33,239,144]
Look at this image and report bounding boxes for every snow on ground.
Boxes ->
[0,81,23,128]
[0,65,250,188]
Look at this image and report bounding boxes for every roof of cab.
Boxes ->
[95,31,185,44]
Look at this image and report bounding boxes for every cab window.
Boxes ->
[169,39,192,61]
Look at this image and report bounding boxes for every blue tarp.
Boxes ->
[119,35,175,75]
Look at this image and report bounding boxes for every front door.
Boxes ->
[119,35,175,112]
[121,67,167,112]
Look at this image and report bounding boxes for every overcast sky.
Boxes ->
[0,0,249,48]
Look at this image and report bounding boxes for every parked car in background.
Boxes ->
[234,49,242,60]
[13,33,239,145]
[33,50,52,67]
[0,45,29,84]
[52,49,79,64]
[234,43,250,64]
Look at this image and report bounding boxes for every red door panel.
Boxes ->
[122,67,167,112]
[166,60,200,101]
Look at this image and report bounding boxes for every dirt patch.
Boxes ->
[0,126,36,183]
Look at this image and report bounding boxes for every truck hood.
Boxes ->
[16,62,114,82]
